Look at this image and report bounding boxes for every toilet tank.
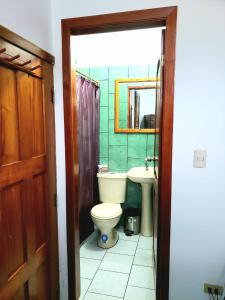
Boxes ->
[97,172,127,203]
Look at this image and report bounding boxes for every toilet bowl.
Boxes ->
[91,203,122,248]
[90,172,127,249]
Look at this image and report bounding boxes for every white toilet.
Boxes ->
[90,172,127,249]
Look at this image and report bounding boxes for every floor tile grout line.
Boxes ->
[105,251,136,257]
[79,277,92,300]
[136,246,153,249]
[134,242,154,267]
[97,267,134,276]
[87,291,123,299]
[80,256,105,260]
[80,232,107,300]
[84,235,108,298]
[114,238,139,243]
[119,237,139,242]
[80,262,100,300]
[130,265,154,270]
[118,232,140,243]
[137,247,153,251]
[106,251,136,256]
[135,235,156,294]
[81,231,154,299]
[106,239,138,256]
[87,267,129,298]
[80,257,102,262]
[122,233,140,299]
[85,231,137,299]
[86,242,129,299]
[80,276,94,281]
[133,263,154,267]
[112,236,139,243]
[127,285,156,291]
[127,283,156,291]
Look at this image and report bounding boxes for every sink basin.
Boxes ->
[127,166,155,237]
[127,166,154,184]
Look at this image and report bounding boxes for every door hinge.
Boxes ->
[54,193,57,207]
[51,87,55,103]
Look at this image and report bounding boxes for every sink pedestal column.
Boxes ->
[141,183,152,236]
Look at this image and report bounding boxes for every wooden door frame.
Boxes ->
[61,6,177,300]
[0,25,58,299]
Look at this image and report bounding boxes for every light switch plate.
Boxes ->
[194,150,207,168]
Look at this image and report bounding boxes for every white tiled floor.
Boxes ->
[80,258,101,279]
[80,228,156,300]
[107,239,137,256]
[100,253,133,273]
[134,249,154,267]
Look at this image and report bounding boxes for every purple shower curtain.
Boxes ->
[77,76,100,243]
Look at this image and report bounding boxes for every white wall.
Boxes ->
[1,0,225,299]
[0,0,52,52]
[51,0,225,299]
[71,28,162,67]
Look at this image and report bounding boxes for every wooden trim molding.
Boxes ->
[114,77,159,133]
[0,25,54,64]
[62,6,177,300]
[156,8,177,300]
[62,23,81,300]
[62,6,176,34]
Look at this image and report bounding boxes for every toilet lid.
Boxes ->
[91,203,122,220]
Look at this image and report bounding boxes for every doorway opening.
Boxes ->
[72,27,162,299]
[61,7,177,300]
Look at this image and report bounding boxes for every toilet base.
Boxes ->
[97,228,119,249]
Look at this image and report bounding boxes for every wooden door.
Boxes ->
[153,29,165,274]
[0,61,58,299]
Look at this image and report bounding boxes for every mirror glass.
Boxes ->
[115,78,159,133]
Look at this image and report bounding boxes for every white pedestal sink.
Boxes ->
[127,167,154,236]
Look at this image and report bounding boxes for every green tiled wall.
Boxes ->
[78,65,156,212]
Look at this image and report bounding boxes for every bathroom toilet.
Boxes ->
[90,172,127,249]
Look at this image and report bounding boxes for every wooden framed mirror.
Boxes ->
[115,77,159,133]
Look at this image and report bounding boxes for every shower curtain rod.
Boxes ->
[76,70,100,87]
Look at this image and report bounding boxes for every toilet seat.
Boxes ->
[91,203,122,220]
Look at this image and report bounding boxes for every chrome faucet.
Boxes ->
[145,156,159,170]
[145,157,153,170]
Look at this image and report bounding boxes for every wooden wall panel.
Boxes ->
[17,72,33,160]
[32,78,45,156]
[33,174,47,250]
[35,262,50,300]
[22,179,36,262]
[28,262,49,300]
[11,284,28,300]
[0,190,8,286]
[0,67,20,165]
[0,183,26,281]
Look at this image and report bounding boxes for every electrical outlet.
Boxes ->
[204,283,224,296]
